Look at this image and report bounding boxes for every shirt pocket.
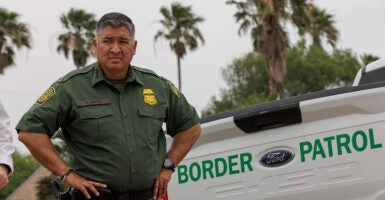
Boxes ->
[79,107,113,119]
[74,105,114,143]
[138,105,166,119]
[137,105,166,147]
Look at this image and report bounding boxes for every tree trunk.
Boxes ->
[266,56,286,97]
[0,53,8,74]
[0,33,7,72]
[266,58,278,97]
[73,50,87,68]
[268,77,277,97]
[177,55,182,92]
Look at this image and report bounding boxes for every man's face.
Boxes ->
[93,26,137,79]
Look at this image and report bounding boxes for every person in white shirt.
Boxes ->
[0,100,15,189]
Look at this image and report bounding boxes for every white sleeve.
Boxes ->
[0,101,15,175]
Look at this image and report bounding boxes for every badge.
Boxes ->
[143,88,157,106]
[36,87,56,105]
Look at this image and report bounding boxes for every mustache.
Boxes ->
[108,54,123,59]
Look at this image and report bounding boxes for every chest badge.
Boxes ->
[143,88,157,106]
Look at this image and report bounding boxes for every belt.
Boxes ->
[72,186,153,200]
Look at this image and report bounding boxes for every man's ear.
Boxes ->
[92,38,97,49]
[133,40,138,55]
[91,38,97,56]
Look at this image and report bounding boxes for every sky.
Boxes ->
[0,0,385,154]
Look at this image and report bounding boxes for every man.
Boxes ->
[0,100,14,189]
[17,12,201,200]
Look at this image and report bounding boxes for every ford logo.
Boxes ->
[259,148,295,167]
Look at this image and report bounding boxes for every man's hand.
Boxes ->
[0,164,9,189]
[65,172,107,199]
[153,168,173,200]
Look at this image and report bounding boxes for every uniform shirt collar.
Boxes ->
[91,63,144,86]
[127,65,144,85]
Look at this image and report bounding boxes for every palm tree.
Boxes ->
[360,53,379,66]
[0,8,32,74]
[226,0,338,96]
[154,2,205,91]
[308,6,339,48]
[57,8,96,68]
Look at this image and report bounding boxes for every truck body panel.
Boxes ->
[167,59,385,199]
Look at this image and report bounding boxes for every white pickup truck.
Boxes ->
[167,59,385,200]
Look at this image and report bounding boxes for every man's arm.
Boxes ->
[0,101,15,189]
[18,131,107,198]
[166,124,201,166]
[153,124,201,200]
[18,132,67,175]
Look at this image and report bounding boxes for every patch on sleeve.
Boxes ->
[169,82,180,98]
[36,87,56,105]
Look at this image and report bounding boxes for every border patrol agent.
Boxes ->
[17,12,201,200]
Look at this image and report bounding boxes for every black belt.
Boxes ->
[72,186,153,200]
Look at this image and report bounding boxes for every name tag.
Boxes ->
[76,99,111,107]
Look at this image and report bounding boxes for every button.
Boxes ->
[126,131,131,135]
[123,113,128,117]
[130,151,134,154]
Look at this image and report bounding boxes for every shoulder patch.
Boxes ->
[169,82,180,98]
[36,87,56,105]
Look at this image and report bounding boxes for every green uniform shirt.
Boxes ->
[16,63,200,192]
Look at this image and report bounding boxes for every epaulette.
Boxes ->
[56,64,95,83]
[132,66,168,81]
[133,66,157,75]
[133,66,181,97]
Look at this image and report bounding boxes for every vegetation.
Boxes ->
[226,0,338,96]
[0,7,32,74]
[361,53,380,66]
[154,2,205,91]
[36,176,67,200]
[1,2,382,198]
[57,8,97,68]
[0,152,40,199]
[307,6,339,48]
[201,41,367,117]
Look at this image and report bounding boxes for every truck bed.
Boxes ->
[168,81,385,200]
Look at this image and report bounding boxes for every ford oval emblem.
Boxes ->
[259,148,295,167]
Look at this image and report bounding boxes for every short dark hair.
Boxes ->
[96,12,135,36]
